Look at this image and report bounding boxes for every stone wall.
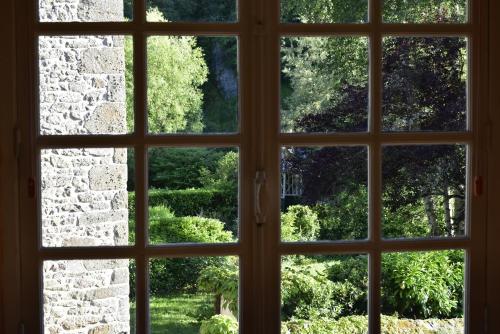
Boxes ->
[39,1,130,333]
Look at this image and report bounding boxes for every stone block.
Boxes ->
[79,48,124,74]
[84,103,126,134]
[88,165,126,191]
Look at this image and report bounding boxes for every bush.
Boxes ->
[327,256,369,316]
[281,261,340,320]
[282,205,320,241]
[145,206,234,295]
[281,316,367,334]
[129,188,238,233]
[200,315,238,334]
[381,251,464,319]
[282,315,464,334]
[149,206,233,244]
[198,258,239,314]
[313,186,368,241]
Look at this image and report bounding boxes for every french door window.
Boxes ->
[18,0,487,333]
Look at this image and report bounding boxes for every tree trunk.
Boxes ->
[423,196,439,236]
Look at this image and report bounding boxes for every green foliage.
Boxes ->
[147,148,225,190]
[313,186,368,241]
[281,36,369,131]
[148,205,233,244]
[147,206,233,295]
[327,256,368,316]
[198,258,239,314]
[281,205,320,241]
[147,0,236,22]
[129,188,237,232]
[281,316,367,334]
[200,315,238,334]
[281,260,340,320]
[125,8,208,133]
[381,251,464,318]
[382,197,436,238]
[281,0,368,23]
[200,151,239,193]
[384,0,466,23]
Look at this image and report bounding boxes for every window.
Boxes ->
[4,0,493,333]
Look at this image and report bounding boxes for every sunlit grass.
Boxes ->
[130,293,215,334]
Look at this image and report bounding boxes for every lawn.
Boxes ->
[130,293,216,334]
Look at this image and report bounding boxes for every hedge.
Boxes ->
[129,188,237,233]
[281,316,464,334]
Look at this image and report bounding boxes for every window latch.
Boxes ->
[255,170,266,225]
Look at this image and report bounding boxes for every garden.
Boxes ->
[123,0,468,333]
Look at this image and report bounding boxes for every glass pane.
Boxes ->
[281,255,368,333]
[147,36,238,134]
[39,0,132,22]
[146,0,236,22]
[39,35,134,135]
[41,148,134,247]
[281,147,368,241]
[147,147,239,244]
[281,37,369,133]
[381,250,465,333]
[382,145,466,239]
[148,256,239,334]
[382,37,467,132]
[281,0,368,23]
[43,259,135,333]
[384,0,467,23]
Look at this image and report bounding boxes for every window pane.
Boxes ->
[39,0,132,22]
[43,259,135,333]
[41,148,134,247]
[281,37,369,133]
[381,250,465,333]
[146,0,236,22]
[383,0,467,23]
[382,145,467,239]
[281,0,368,23]
[148,256,239,334]
[39,35,134,135]
[281,255,368,333]
[281,146,368,241]
[382,37,467,132]
[147,36,238,134]
[147,147,239,244]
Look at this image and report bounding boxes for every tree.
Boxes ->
[125,8,208,133]
[285,35,467,237]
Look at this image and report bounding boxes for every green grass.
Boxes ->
[131,293,216,334]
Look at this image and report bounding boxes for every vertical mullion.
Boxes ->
[369,0,382,333]
[133,0,148,332]
[238,0,257,332]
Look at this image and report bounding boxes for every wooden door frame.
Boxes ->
[0,0,498,333]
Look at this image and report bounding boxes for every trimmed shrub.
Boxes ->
[200,315,238,334]
[281,316,463,334]
[129,188,238,233]
[145,206,234,295]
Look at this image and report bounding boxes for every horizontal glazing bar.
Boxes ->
[34,22,243,35]
[280,238,469,255]
[280,23,473,35]
[279,132,473,145]
[39,243,241,260]
[36,134,242,148]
